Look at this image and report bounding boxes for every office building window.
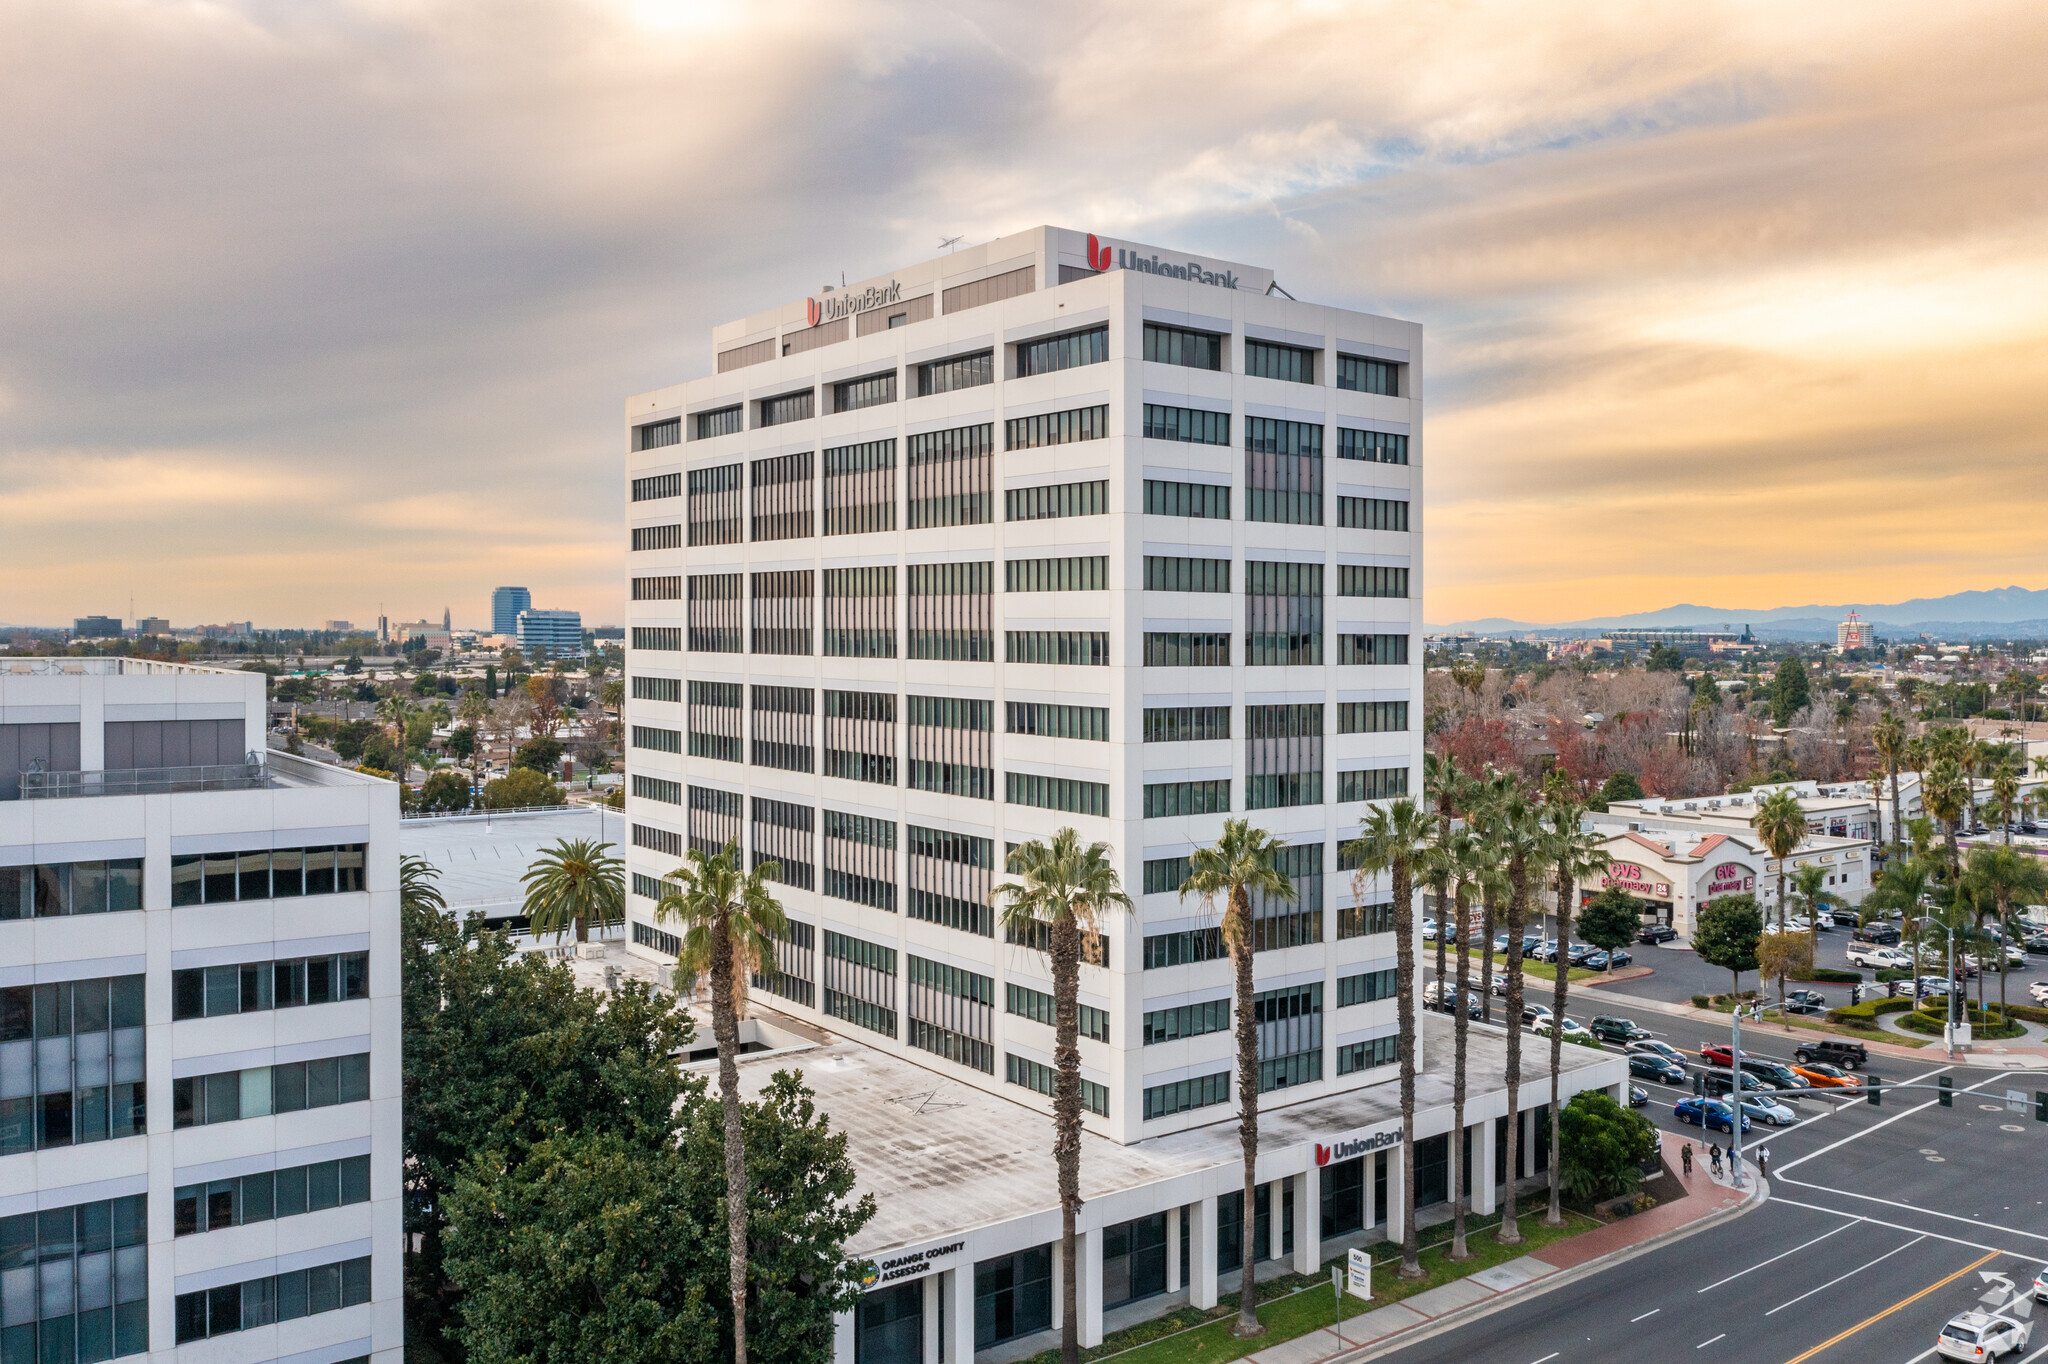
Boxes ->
[630,873,675,902]
[1337,899,1396,939]
[1143,927,1224,968]
[686,681,742,763]
[1256,982,1323,1092]
[631,824,683,858]
[751,451,814,542]
[1245,418,1323,525]
[719,337,775,372]
[171,954,368,1021]
[906,695,992,799]
[820,566,895,659]
[631,575,681,601]
[823,690,895,786]
[975,1244,1054,1351]
[1338,701,1408,733]
[1244,339,1315,384]
[686,785,743,858]
[687,463,744,545]
[1006,631,1110,667]
[631,523,682,551]
[907,956,994,1073]
[1006,404,1108,451]
[1142,478,1230,519]
[631,626,681,651]
[692,405,743,440]
[907,423,993,528]
[906,824,993,937]
[833,370,897,413]
[1335,355,1400,396]
[0,975,146,1155]
[173,1053,369,1128]
[1338,767,1409,803]
[1005,772,1109,817]
[1006,556,1107,592]
[1142,323,1225,371]
[175,1155,370,1237]
[1143,1071,1229,1120]
[1337,1033,1400,1074]
[1337,496,1408,531]
[859,293,933,336]
[751,796,814,891]
[917,349,994,396]
[1338,565,1408,598]
[751,919,815,1008]
[1005,984,1108,1043]
[167,845,365,906]
[906,561,993,661]
[1253,843,1323,951]
[822,929,897,1034]
[632,918,681,956]
[1337,428,1408,465]
[1142,780,1230,817]
[1141,632,1230,667]
[631,724,682,754]
[687,573,743,653]
[634,674,683,703]
[631,471,681,502]
[1015,325,1107,377]
[1142,998,1228,1045]
[634,417,681,451]
[1001,912,1109,966]
[1,1194,148,1359]
[1141,856,1190,895]
[1245,561,1323,666]
[0,858,142,919]
[1143,556,1229,593]
[1005,479,1107,521]
[1140,403,1229,445]
[749,684,813,773]
[1337,969,1397,1007]
[1246,703,1323,810]
[1338,633,1409,666]
[1005,1054,1108,1116]
[750,570,813,656]
[758,388,814,427]
[173,1255,370,1344]
[824,811,896,912]
[1006,702,1108,741]
[823,440,896,535]
[942,265,1034,314]
[1142,706,1229,743]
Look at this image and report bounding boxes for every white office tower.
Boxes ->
[1,660,400,1364]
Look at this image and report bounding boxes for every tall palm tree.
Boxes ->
[1791,862,1832,956]
[1922,757,1970,889]
[1179,818,1293,1337]
[1989,760,2023,846]
[1423,752,1464,981]
[995,830,1131,1364]
[1963,845,2047,1019]
[1754,788,1808,935]
[377,694,417,781]
[1872,710,1907,854]
[1539,800,1606,1227]
[400,852,446,917]
[1431,827,1485,1260]
[655,841,788,1364]
[1476,779,1540,1244]
[520,837,624,944]
[1346,798,1435,1279]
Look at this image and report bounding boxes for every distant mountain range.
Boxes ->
[1432,585,2048,641]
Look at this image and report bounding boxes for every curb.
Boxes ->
[1325,1174,1768,1363]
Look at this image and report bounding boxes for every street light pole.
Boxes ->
[1729,1005,1748,1188]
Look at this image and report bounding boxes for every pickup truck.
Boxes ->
[1846,942,1912,970]
[1793,1038,1869,1070]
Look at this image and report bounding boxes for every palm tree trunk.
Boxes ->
[1546,872,1572,1227]
[574,911,588,944]
[709,919,749,1364]
[1888,763,1902,854]
[1498,858,1527,1245]
[1229,886,1264,1338]
[1051,915,1084,1364]
[1395,859,1422,1279]
[1450,886,1472,1261]
[1479,892,1498,1026]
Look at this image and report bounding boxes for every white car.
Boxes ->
[1740,1095,1798,1127]
[1847,943,1912,970]
[1936,1310,2030,1360]
[2034,1264,2048,1302]
[1532,1015,1590,1040]
[1421,918,1438,942]
[2030,980,2048,1004]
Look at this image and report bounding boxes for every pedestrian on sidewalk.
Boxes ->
[1757,1146,1771,1181]
[1681,1143,1693,1178]
[1709,1143,1723,1178]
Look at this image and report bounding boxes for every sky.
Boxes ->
[3,0,2045,631]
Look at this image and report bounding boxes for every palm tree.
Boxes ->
[1346,798,1434,1279]
[1989,761,2023,846]
[1963,845,2047,1020]
[1431,827,1485,1260]
[1754,788,1808,936]
[400,852,446,917]
[520,837,624,944]
[1539,799,1606,1227]
[995,830,1131,1364]
[1872,710,1907,854]
[377,694,416,781]
[1423,753,1465,982]
[655,841,788,1364]
[1179,819,1293,1337]
[1475,778,1540,1244]
[1922,757,1970,888]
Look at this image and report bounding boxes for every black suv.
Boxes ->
[1853,924,1902,946]
[1793,1038,1868,1070]
[1590,1015,1651,1043]
[1638,923,1678,945]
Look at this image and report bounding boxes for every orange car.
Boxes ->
[1793,1062,1861,1089]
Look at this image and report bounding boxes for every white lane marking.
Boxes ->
[1897,1350,1937,1364]
[2013,1342,2048,1364]
[1764,1236,1927,1315]
[1770,1197,2012,1256]
[1697,1334,1726,1348]
[1773,1067,1958,1174]
[1696,1217,1865,1293]
[1631,1309,1661,1322]
[1774,1182,2048,1247]
[1530,1354,1560,1364]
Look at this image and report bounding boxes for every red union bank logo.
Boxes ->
[804,279,903,329]
[1316,1131,1400,1165]
[1086,233,1112,271]
[805,297,820,327]
[1081,232,1240,289]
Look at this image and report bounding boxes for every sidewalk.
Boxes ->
[1241,1132,1752,1364]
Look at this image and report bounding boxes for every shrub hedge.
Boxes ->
[1825,997,1915,1028]
[1804,968,1863,984]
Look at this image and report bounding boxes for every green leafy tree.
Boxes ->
[1693,672,1723,707]
[1755,928,1814,995]
[342,653,363,675]
[994,830,1131,1364]
[446,725,477,762]
[1645,642,1682,672]
[481,766,565,809]
[417,770,471,813]
[522,838,625,944]
[1693,894,1764,998]
[1597,770,1643,806]
[358,731,403,775]
[1575,886,1641,961]
[1180,818,1295,1331]
[515,735,566,775]
[333,718,376,762]
[1557,1091,1659,1203]
[1771,655,1810,726]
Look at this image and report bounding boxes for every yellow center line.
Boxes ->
[1780,1249,2001,1364]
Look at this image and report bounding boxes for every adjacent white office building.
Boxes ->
[1,659,401,1364]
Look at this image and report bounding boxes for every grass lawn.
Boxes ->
[1017,1194,1598,1364]
[1439,949,1598,985]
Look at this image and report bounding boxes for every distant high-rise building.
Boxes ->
[442,606,451,632]
[1837,611,1874,652]
[73,615,123,638]
[324,619,353,632]
[377,614,389,644]
[516,608,582,660]
[491,586,532,637]
[135,616,171,636]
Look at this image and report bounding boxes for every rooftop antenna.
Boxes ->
[938,235,964,253]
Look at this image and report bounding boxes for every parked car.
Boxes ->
[1566,942,1602,965]
[1936,1310,2030,1361]
[1584,948,1632,970]
[1421,917,1438,942]
[1629,1084,1650,1109]
[1740,1095,1798,1127]
[2032,1264,2048,1302]
[1630,1053,1688,1085]
[2031,980,2048,1004]
[1492,933,1544,956]
[1626,1039,1686,1064]
[1854,923,1904,946]
[2024,932,2048,955]
[1520,1003,1553,1027]
[1674,1097,1750,1133]
[1638,923,1678,945]
[1590,1015,1652,1043]
[1848,942,1912,969]
[1792,1062,1861,1089]
[1533,938,1561,962]
[1784,989,1827,1014]
[1793,1038,1868,1069]
[1532,1015,1591,1040]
